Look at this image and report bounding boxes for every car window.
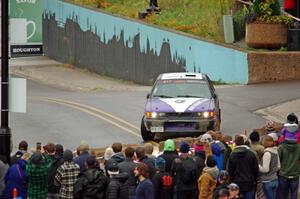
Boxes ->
[152,79,212,98]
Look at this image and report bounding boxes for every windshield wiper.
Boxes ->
[152,95,173,98]
[176,95,203,98]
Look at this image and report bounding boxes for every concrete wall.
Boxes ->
[248,52,300,83]
[43,0,249,85]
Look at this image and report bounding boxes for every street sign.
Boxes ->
[8,77,27,113]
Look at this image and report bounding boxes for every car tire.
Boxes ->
[141,117,155,141]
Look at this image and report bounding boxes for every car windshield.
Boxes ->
[151,79,212,98]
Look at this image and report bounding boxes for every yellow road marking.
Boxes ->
[35,98,141,138]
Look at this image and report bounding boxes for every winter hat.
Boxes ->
[31,152,45,165]
[107,162,119,175]
[155,157,166,171]
[287,113,298,124]
[18,140,28,151]
[268,133,278,142]
[227,183,239,191]
[63,149,74,162]
[200,134,213,143]
[55,144,64,155]
[179,141,190,153]
[206,156,217,167]
[78,140,90,151]
[104,147,114,160]
[164,139,175,152]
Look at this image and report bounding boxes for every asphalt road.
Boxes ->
[9,79,300,151]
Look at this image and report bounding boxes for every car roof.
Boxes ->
[159,72,206,80]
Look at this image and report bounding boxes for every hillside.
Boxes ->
[71,0,234,42]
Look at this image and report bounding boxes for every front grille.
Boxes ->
[165,112,196,117]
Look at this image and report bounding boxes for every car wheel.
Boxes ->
[141,117,155,141]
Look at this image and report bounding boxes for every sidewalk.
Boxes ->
[9,56,300,123]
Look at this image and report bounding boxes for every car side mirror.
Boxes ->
[146,93,150,99]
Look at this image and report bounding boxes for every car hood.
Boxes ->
[145,97,214,113]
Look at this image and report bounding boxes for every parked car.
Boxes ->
[141,72,221,141]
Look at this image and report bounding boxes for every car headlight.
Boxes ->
[146,112,158,118]
[202,111,214,118]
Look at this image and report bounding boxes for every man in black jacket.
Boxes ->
[227,135,259,199]
[73,155,109,199]
[118,147,137,198]
[106,162,129,199]
[105,142,125,175]
[46,143,64,199]
[136,146,156,179]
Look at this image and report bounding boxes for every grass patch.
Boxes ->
[70,0,234,42]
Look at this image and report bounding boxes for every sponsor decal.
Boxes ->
[10,45,43,57]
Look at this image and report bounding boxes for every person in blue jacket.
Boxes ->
[3,153,29,199]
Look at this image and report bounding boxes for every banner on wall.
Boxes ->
[9,0,43,57]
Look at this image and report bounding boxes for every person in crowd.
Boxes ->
[105,142,125,173]
[144,143,156,161]
[118,147,137,199]
[10,140,28,165]
[278,113,300,144]
[213,170,230,199]
[171,141,204,199]
[55,144,64,157]
[194,134,212,160]
[259,135,280,199]
[277,125,300,199]
[104,147,114,176]
[55,149,80,199]
[158,139,178,173]
[74,155,109,199]
[152,157,173,199]
[46,142,64,199]
[106,162,129,199]
[210,142,224,171]
[135,146,156,179]
[249,131,265,161]
[74,140,90,173]
[217,189,230,199]
[227,135,259,199]
[3,153,29,199]
[227,183,243,199]
[135,162,154,199]
[198,156,219,199]
[0,156,8,198]
[26,151,52,199]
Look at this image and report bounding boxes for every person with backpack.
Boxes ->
[152,157,173,199]
[158,139,178,173]
[198,156,219,199]
[106,162,129,199]
[170,141,204,199]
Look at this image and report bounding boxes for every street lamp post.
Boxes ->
[0,0,11,164]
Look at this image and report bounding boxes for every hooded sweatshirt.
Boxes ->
[278,140,300,178]
[198,166,219,199]
[106,172,129,199]
[259,147,280,182]
[227,145,259,192]
[281,123,299,142]
[158,139,178,173]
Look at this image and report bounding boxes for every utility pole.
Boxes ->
[0,0,11,164]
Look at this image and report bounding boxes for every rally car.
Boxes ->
[141,72,221,141]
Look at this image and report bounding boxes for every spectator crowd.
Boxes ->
[0,113,299,199]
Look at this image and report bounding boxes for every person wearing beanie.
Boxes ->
[249,131,264,161]
[198,156,219,199]
[152,157,173,199]
[105,143,125,177]
[26,151,52,199]
[74,140,90,174]
[170,141,204,199]
[10,140,28,165]
[158,139,178,173]
[74,155,109,199]
[106,162,129,199]
[227,135,259,199]
[55,150,80,199]
[279,113,300,144]
[277,130,300,199]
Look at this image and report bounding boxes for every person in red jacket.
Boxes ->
[284,0,296,16]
